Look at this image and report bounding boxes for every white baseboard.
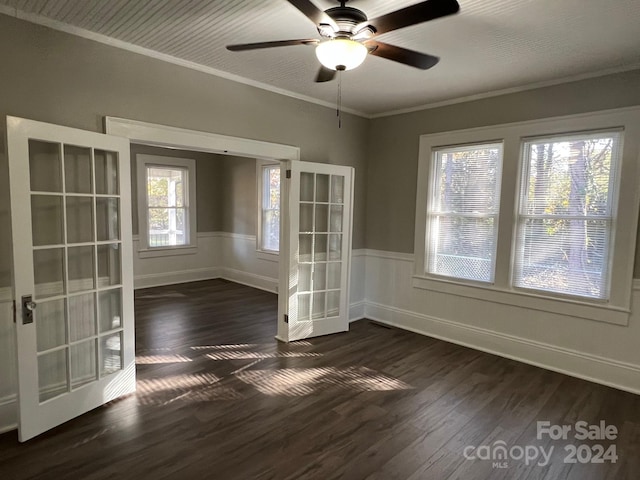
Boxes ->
[0,395,17,434]
[364,301,640,395]
[135,267,221,289]
[219,267,278,294]
[349,301,365,323]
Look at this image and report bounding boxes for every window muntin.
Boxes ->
[146,166,189,247]
[260,164,281,252]
[136,154,196,255]
[427,143,503,282]
[513,131,622,299]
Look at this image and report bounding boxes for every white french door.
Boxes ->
[7,116,135,442]
[278,161,354,342]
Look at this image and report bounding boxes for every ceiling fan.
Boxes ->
[226,0,460,82]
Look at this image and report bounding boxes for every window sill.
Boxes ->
[138,246,197,258]
[257,250,279,262]
[412,275,630,326]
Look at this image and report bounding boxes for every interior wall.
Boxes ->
[365,68,640,258]
[362,70,640,394]
[128,145,266,289]
[0,13,370,248]
[0,136,16,426]
[220,155,257,236]
[0,13,369,431]
[129,143,224,235]
[0,135,12,289]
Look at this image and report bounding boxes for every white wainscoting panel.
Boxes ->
[362,250,640,395]
[0,293,17,433]
[2,245,639,433]
[133,232,366,321]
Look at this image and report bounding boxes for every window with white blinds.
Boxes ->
[427,143,503,282]
[260,164,281,252]
[136,154,197,256]
[513,131,622,299]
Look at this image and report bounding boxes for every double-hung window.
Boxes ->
[415,107,640,325]
[258,162,281,253]
[136,154,197,256]
[427,143,503,283]
[513,131,622,299]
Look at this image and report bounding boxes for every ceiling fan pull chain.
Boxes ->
[337,69,343,128]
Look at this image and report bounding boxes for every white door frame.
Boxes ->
[105,117,302,332]
[105,117,300,162]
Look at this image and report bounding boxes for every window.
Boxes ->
[427,143,503,282]
[258,163,281,253]
[514,131,622,299]
[414,107,640,325]
[136,154,196,256]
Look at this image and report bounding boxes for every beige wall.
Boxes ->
[130,145,257,237]
[0,135,11,289]
[0,13,369,248]
[129,144,224,235]
[365,69,640,260]
[220,155,257,236]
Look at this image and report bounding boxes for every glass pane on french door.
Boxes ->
[29,139,124,403]
[297,172,345,322]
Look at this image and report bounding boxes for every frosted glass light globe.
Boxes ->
[315,39,368,71]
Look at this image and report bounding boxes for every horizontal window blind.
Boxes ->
[513,132,622,299]
[146,166,188,247]
[261,165,281,252]
[427,143,503,282]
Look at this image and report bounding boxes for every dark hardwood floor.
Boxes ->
[1,279,639,479]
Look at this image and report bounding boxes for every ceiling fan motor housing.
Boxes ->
[325,6,369,37]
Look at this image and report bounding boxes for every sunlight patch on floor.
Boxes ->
[191,344,261,351]
[235,367,413,396]
[206,351,322,360]
[137,373,242,406]
[138,373,220,393]
[136,354,192,364]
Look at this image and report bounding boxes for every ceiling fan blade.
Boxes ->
[366,41,439,70]
[365,0,460,36]
[315,66,336,83]
[226,39,319,51]
[287,0,339,30]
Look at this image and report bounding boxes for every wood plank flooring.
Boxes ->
[1,279,639,479]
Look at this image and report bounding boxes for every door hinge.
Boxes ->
[284,314,289,324]
[286,169,291,179]
[12,299,16,324]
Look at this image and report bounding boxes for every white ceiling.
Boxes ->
[2,0,640,116]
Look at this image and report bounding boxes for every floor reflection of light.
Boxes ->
[206,351,322,360]
[191,341,314,351]
[137,373,243,406]
[136,354,192,364]
[72,426,116,449]
[138,373,221,394]
[191,344,260,351]
[235,367,412,397]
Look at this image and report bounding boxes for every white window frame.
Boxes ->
[136,154,197,258]
[256,159,281,261]
[513,130,622,300]
[426,142,503,284]
[414,107,640,326]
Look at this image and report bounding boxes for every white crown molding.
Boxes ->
[0,4,368,119]
[370,63,640,119]
[6,4,638,121]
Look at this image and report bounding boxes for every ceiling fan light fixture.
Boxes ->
[315,39,367,71]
